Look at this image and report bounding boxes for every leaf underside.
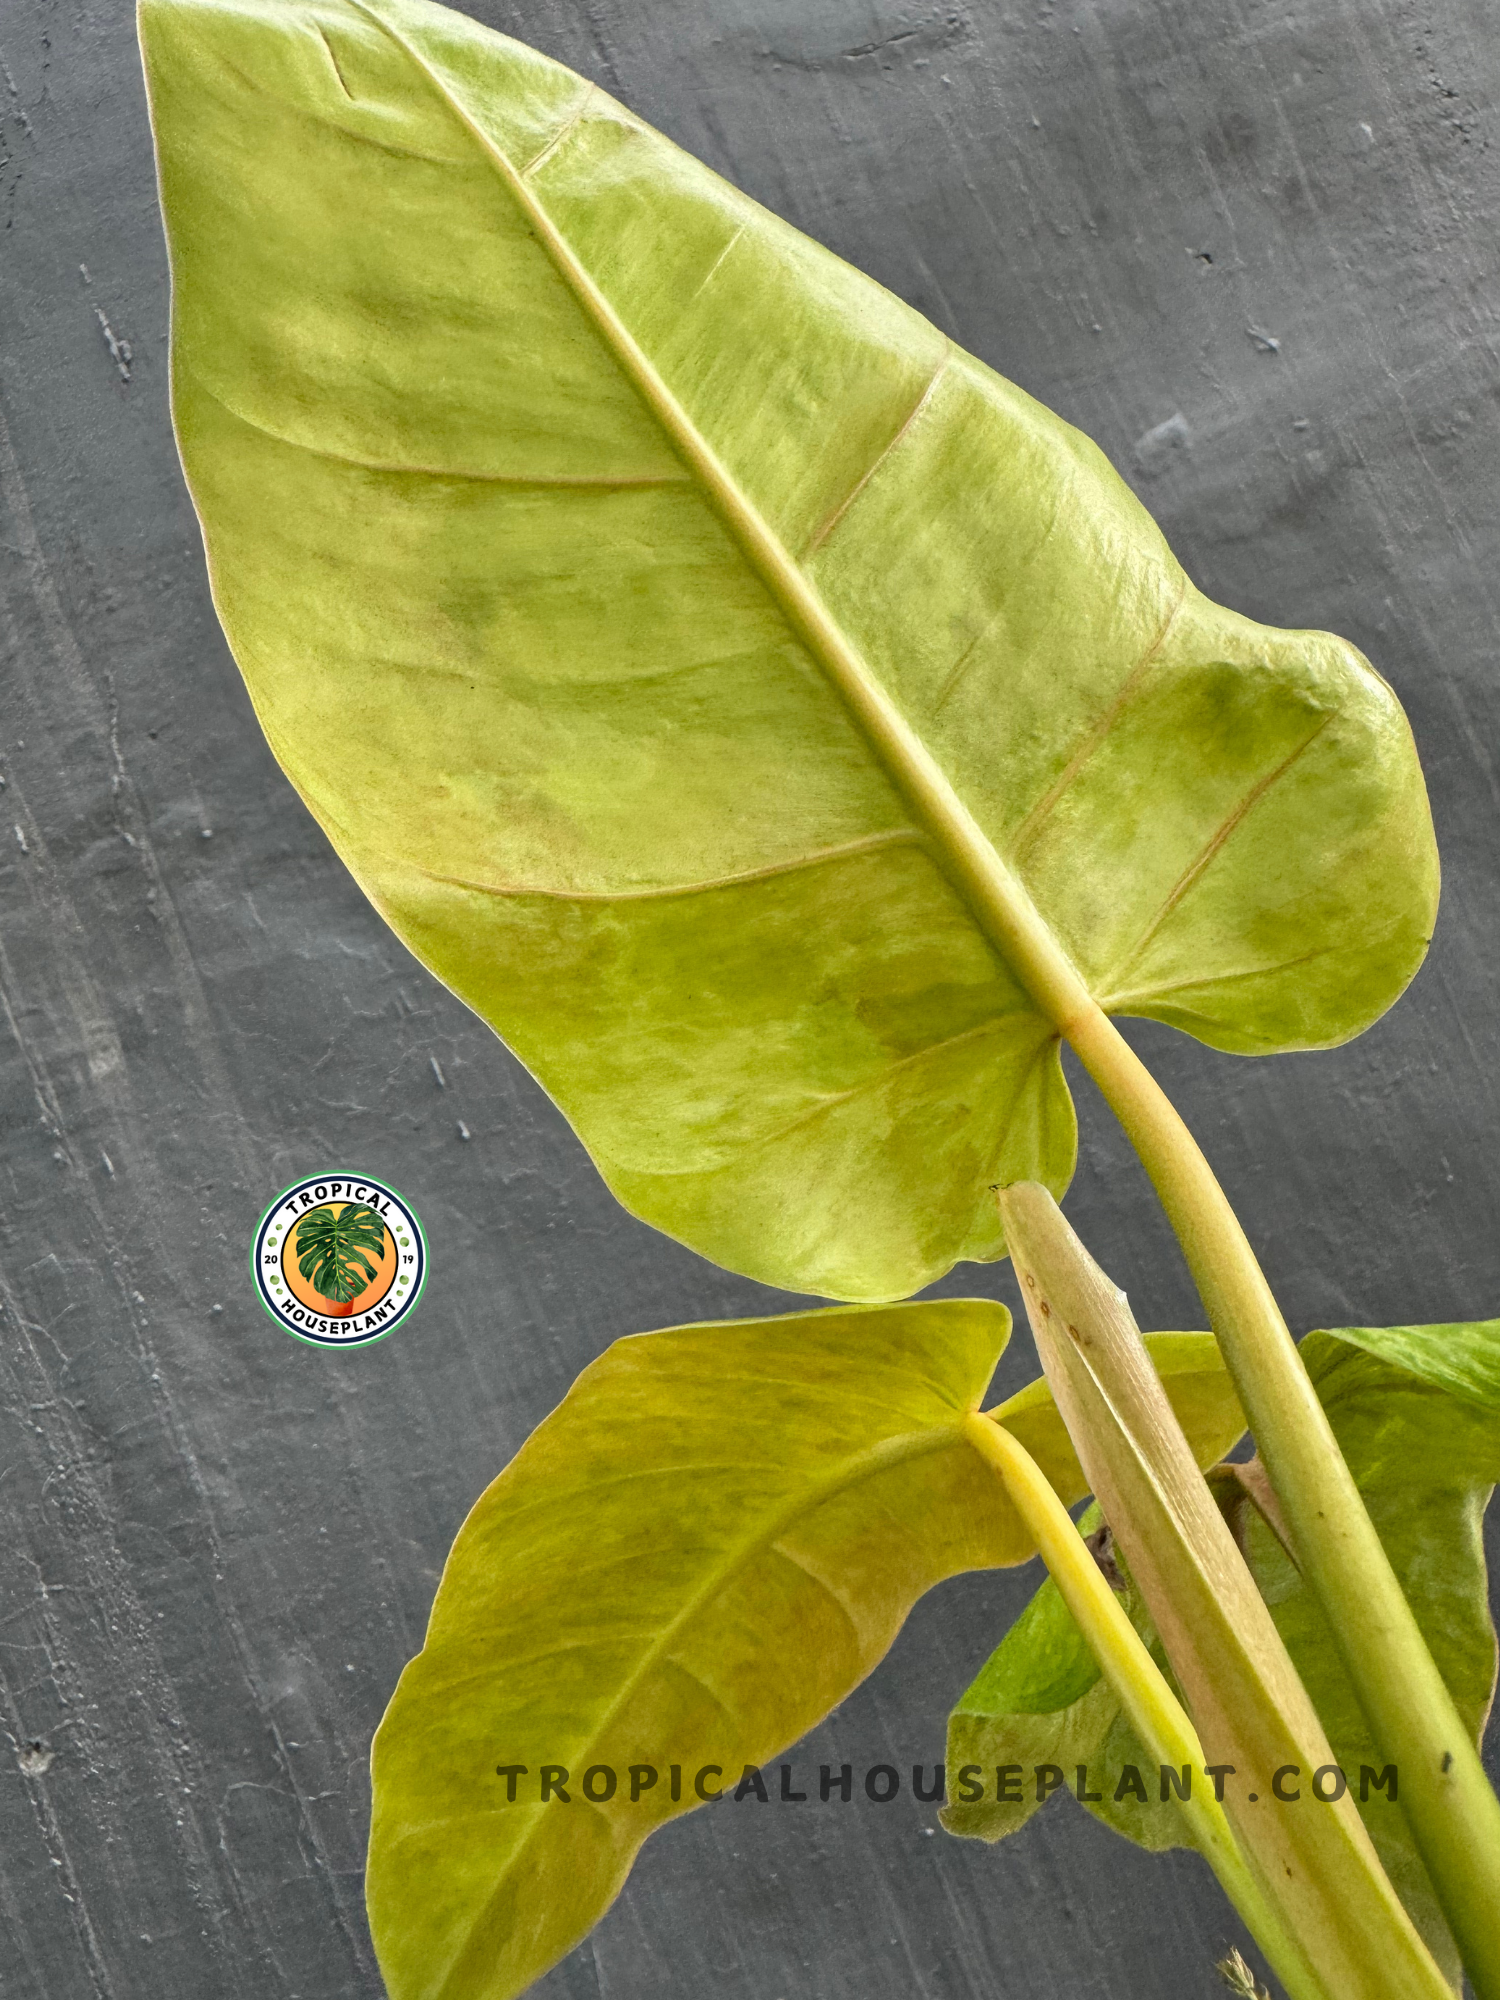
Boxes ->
[945,1320,1500,1989]
[141,0,1439,1301]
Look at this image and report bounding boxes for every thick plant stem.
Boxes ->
[964,1412,1332,2000]
[1064,1000,1500,1998]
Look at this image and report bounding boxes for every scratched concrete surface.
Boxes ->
[1,0,1497,1994]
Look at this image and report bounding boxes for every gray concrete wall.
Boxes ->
[1,0,1496,1993]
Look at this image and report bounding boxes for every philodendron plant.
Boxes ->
[138,0,1500,1994]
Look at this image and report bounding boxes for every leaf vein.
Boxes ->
[1105,712,1337,989]
[746,1018,1021,1149]
[768,1539,867,1653]
[1008,574,1187,864]
[409,827,926,902]
[660,1656,738,1725]
[314,24,355,100]
[1098,941,1348,1013]
[802,349,949,559]
[520,81,594,178]
[192,373,689,488]
[689,222,747,303]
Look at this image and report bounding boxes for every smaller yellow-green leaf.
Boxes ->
[368,1299,1033,2000]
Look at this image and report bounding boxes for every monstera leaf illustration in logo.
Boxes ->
[294,1203,388,1309]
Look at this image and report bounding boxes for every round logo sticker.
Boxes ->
[251,1173,427,1347]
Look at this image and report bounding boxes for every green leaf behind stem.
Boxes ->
[945,1319,1500,1988]
[944,1498,1153,1843]
[141,0,1438,1300]
[1246,1323,1500,1987]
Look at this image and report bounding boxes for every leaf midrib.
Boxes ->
[344,0,1100,1047]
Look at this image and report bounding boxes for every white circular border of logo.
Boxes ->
[251,1173,428,1348]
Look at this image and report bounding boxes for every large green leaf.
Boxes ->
[141,0,1439,1300]
[945,1320,1500,1989]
